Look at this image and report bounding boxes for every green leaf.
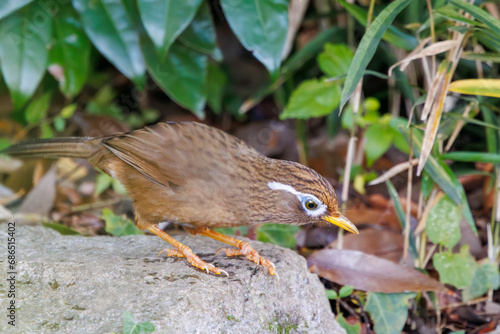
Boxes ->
[481,106,499,155]
[122,311,155,334]
[339,0,412,111]
[364,123,393,167]
[463,261,500,301]
[138,0,202,57]
[0,0,34,20]
[386,179,418,258]
[449,0,500,38]
[426,195,462,248]
[40,123,54,139]
[448,79,500,98]
[326,289,338,300]
[25,92,52,124]
[365,292,416,334]
[95,173,113,196]
[60,103,77,119]
[462,52,500,63]
[438,160,477,235]
[72,0,145,87]
[420,170,434,199]
[435,5,483,27]
[111,178,128,195]
[335,0,417,51]
[206,62,227,114]
[0,2,52,109]
[177,1,218,57]
[317,43,354,78]
[433,246,477,289]
[280,79,341,119]
[101,208,143,236]
[53,116,66,132]
[336,314,361,334]
[0,138,11,152]
[256,223,300,249]
[442,152,500,163]
[43,222,81,235]
[339,285,354,298]
[220,0,288,79]
[141,37,207,118]
[49,4,90,97]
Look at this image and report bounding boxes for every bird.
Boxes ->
[4,122,358,276]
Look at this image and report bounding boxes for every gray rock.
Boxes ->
[0,225,345,334]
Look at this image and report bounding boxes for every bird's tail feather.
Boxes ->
[2,137,99,159]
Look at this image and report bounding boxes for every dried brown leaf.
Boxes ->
[18,166,57,217]
[308,249,447,293]
[389,40,458,76]
[329,228,404,263]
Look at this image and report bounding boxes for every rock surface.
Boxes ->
[0,225,344,334]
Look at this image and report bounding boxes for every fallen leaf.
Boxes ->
[18,166,57,217]
[307,249,447,293]
[329,228,404,263]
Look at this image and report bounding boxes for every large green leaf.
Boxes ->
[449,0,500,38]
[0,2,51,109]
[178,1,218,57]
[49,4,90,97]
[336,0,417,51]
[365,292,416,334]
[137,0,202,57]
[364,123,393,167]
[280,78,341,119]
[339,0,412,111]
[0,0,34,20]
[220,0,288,79]
[206,62,227,114]
[72,0,145,87]
[426,195,462,248]
[463,261,500,301]
[24,91,52,124]
[433,246,476,289]
[141,36,207,118]
[442,151,500,163]
[317,43,354,78]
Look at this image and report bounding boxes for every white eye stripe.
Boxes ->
[268,181,327,217]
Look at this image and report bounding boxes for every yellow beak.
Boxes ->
[323,214,359,234]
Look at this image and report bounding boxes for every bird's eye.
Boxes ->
[305,201,318,210]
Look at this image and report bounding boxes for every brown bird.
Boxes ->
[4,122,358,276]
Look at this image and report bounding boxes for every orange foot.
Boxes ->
[158,247,229,277]
[145,225,228,276]
[216,241,277,277]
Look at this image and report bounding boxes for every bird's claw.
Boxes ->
[157,247,228,276]
[216,242,277,276]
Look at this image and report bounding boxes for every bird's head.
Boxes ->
[266,164,358,234]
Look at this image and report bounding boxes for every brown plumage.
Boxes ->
[5,122,358,276]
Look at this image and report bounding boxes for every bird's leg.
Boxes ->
[185,227,276,276]
[145,225,228,276]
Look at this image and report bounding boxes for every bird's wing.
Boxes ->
[102,122,256,189]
